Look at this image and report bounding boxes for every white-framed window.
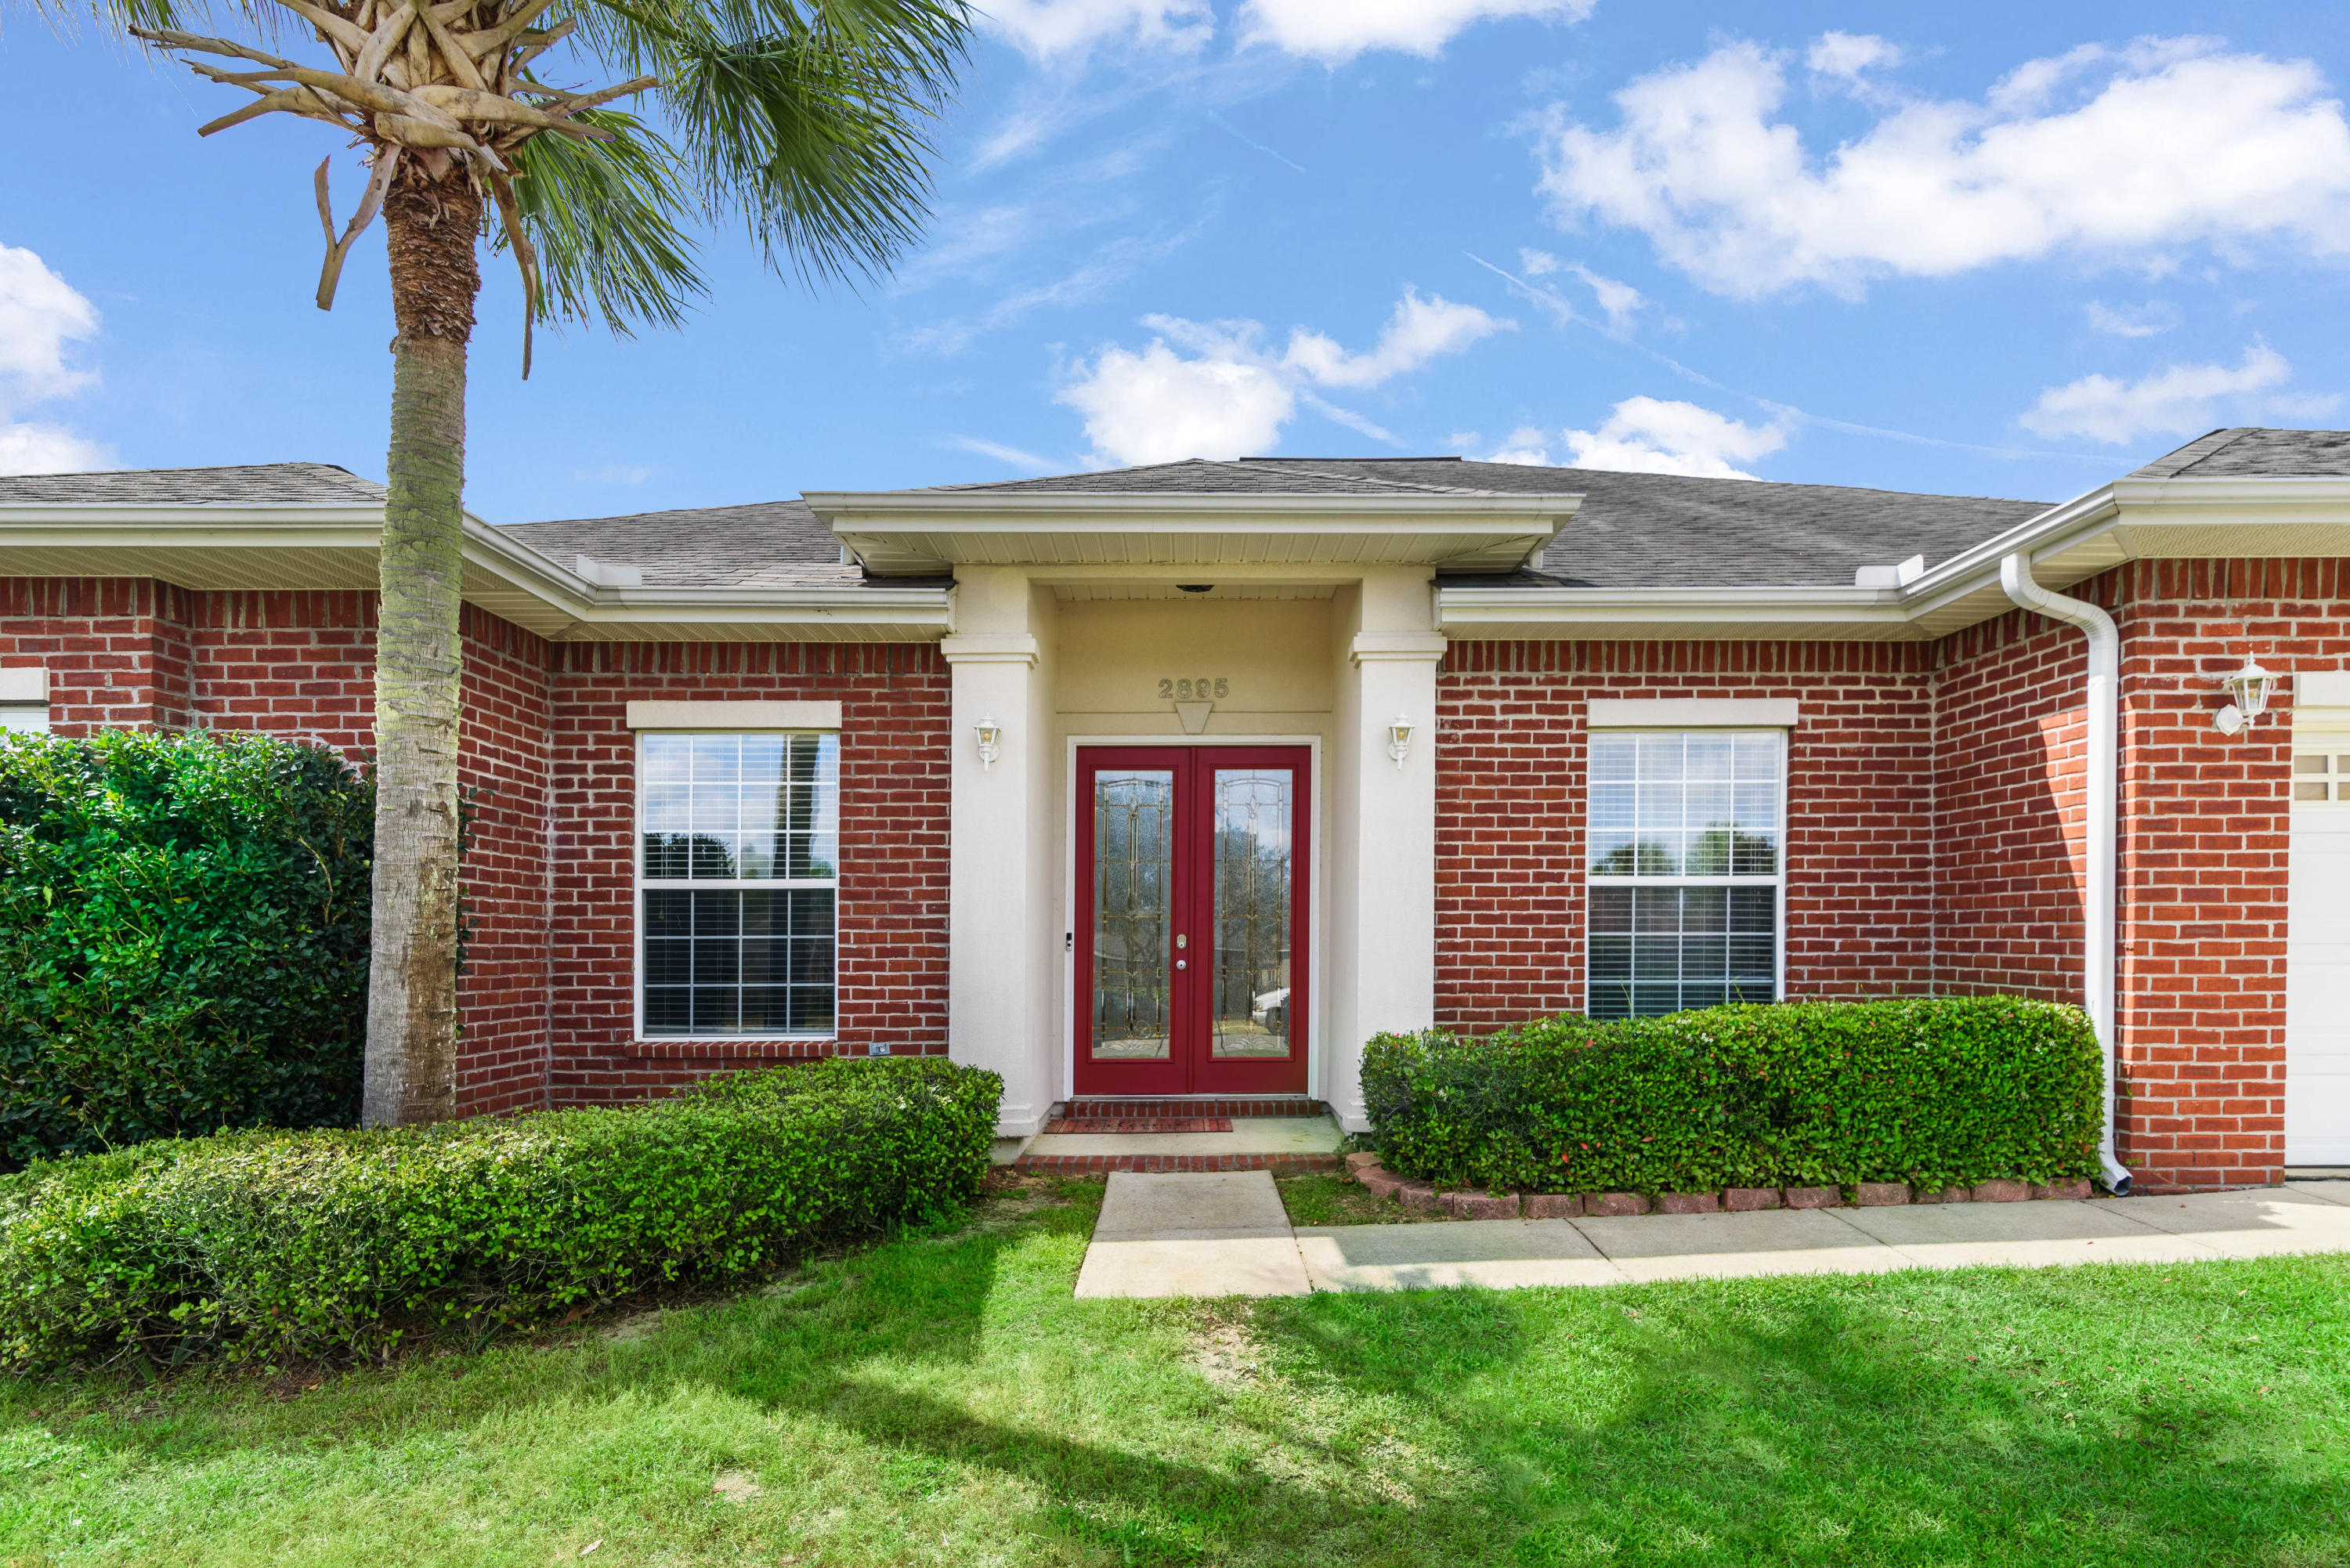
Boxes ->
[1585,729,1784,1020]
[0,669,47,735]
[2294,747,2350,803]
[637,731,839,1038]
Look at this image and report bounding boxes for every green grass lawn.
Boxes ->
[1,1176,2345,1567]
[1274,1172,1455,1226]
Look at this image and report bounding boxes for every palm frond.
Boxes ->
[573,0,971,285]
[498,106,705,334]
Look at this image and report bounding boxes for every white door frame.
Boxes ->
[1060,734,1326,1102]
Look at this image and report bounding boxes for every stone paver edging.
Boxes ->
[1347,1152,2095,1220]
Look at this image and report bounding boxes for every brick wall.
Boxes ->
[2110,558,2350,1190]
[0,578,197,732]
[187,590,378,755]
[544,640,952,1107]
[454,605,555,1116]
[1930,608,2086,1003]
[1434,640,1936,1035]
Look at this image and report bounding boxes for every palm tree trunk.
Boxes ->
[362,170,480,1129]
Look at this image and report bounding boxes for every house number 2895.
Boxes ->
[1159,677,1229,700]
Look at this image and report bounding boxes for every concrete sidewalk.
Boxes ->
[1073,1173,2350,1298]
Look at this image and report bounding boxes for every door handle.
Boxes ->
[1175,959,1187,970]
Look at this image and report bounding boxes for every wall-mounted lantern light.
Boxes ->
[974,715,1003,771]
[1386,714,1415,771]
[2212,656,2279,737]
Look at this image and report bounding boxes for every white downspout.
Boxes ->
[1999,551,2133,1194]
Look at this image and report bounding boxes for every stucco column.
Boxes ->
[1324,570,1443,1131]
[942,566,1054,1136]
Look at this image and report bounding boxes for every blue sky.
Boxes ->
[2,0,2348,522]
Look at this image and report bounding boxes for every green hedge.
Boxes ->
[0,1056,1001,1369]
[0,730,374,1167]
[1362,999,2102,1195]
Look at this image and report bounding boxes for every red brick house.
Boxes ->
[2,426,2346,1194]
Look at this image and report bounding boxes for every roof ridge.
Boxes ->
[2128,428,2254,481]
[1227,458,1496,497]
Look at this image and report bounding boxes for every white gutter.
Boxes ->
[1999,551,2132,1195]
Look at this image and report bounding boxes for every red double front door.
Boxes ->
[1075,746,1310,1096]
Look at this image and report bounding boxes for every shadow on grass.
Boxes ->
[13,1188,2348,1566]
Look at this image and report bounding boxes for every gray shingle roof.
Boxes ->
[953,457,2052,588]
[2129,428,2350,479]
[0,462,384,504]
[935,457,1493,496]
[498,500,873,590]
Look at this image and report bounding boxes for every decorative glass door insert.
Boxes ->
[1076,746,1309,1095]
[1090,770,1174,1060]
[1211,768,1293,1059]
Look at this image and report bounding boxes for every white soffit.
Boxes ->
[627,700,842,730]
[1588,698,1800,728]
[2298,671,2350,710]
[805,491,1576,577]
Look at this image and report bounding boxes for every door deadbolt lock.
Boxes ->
[1175,934,1188,948]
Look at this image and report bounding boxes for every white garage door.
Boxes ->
[2288,745,2350,1166]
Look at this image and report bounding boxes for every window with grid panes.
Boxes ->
[638,732,838,1037]
[1585,730,1782,1019]
[2294,747,2350,802]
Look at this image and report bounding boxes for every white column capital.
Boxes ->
[941,633,1040,666]
[1350,631,1448,666]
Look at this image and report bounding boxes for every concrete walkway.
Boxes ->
[1072,1172,2350,1298]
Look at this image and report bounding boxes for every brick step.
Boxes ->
[1014,1151,1343,1176]
[1060,1097,1324,1119]
[1042,1117,1235,1134]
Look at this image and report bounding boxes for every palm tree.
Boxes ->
[37,0,971,1125]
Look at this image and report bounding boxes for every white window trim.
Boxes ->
[1584,728,1788,1018]
[1587,698,1800,729]
[0,668,47,704]
[633,728,841,1043]
[626,699,841,731]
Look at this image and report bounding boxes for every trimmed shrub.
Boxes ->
[1362,998,2102,1195]
[0,730,373,1167]
[0,1056,1002,1369]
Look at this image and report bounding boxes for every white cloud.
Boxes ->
[1518,248,1562,276]
[1539,37,2350,297]
[980,0,1211,60]
[1569,265,1643,331]
[1282,287,1508,388]
[2018,342,2337,443]
[0,244,98,403]
[0,244,106,476]
[1058,288,1508,465]
[1238,0,1593,63]
[1058,323,1295,467]
[1806,31,1900,80]
[1561,396,1785,478]
[570,464,650,485]
[2083,299,2182,338]
[1485,425,1554,464]
[948,435,1058,473]
[0,422,108,475]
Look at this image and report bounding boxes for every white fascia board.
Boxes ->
[0,503,951,638]
[0,502,387,546]
[808,490,1579,574]
[1437,583,1916,637]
